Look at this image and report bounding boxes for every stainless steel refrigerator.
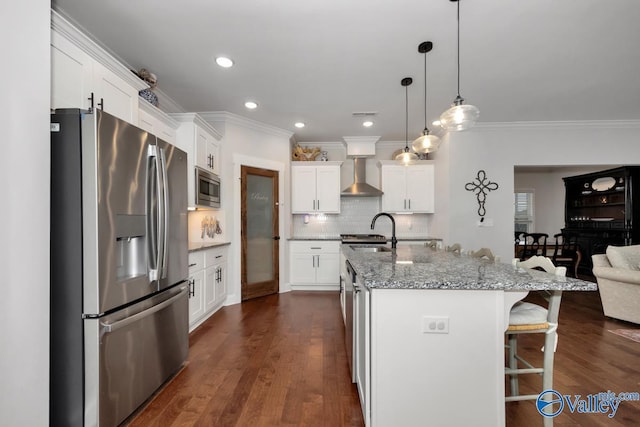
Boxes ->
[50,109,189,426]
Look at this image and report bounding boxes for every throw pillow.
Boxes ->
[606,245,640,271]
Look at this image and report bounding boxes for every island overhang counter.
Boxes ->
[342,244,597,427]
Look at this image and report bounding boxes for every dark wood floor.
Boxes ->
[127,288,640,427]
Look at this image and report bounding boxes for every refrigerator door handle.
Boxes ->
[157,146,169,279]
[146,143,171,283]
[100,286,187,334]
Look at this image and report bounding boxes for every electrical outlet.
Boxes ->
[422,316,449,334]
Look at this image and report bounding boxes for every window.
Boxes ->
[514,190,534,233]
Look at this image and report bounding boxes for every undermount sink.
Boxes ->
[350,245,392,253]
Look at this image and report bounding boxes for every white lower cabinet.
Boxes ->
[188,246,227,332]
[289,241,340,290]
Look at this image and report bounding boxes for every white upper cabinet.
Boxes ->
[171,113,223,209]
[50,12,146,124]
[379,161,435,213]
[137,101,179,145]
[291,162,342,214]
[195,125,220,175]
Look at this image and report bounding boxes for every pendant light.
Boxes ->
[440,0,479,131]
[412,41,441,153]
[395,77,418,162]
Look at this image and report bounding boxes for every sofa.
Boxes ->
[592,245,640,324]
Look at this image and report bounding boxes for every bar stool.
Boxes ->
[445,243,462,254]
[506,256,565,425]
[469,247,495,262]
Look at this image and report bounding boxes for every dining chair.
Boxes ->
[506,256,566,425]
[519,232,549,261]
[552,232,581,278]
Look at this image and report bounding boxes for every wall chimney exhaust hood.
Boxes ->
[341,136,383,197]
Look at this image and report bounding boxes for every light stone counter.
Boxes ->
[343,244,597,291]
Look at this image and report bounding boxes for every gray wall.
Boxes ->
[0,1,50,425]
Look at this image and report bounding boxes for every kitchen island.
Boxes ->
[342,244,597,427]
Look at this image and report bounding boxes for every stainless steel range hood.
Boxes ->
[341,157,383,197]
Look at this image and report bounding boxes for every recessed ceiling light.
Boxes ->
[294,122,305,128]
[245,101,258,109]
[215,56,234,68]
[363,121,374,127]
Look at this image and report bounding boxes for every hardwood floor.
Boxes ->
[127,289,639,427]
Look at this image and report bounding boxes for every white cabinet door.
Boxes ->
[316,166,341,213]
[214,263,227,306]
[204,266,217,313]
[380,163,435,213]
[289,241,340,290]
[291,163,341,213]
[51,32,139,124]
[188,269,205,326]
[51,33,93,111]
[381,166,407,212]
[406,165,434,213]
[291,166,317,213]
[355,283,370,426]
[92,62,139,124]
[316,253,340,284]
[196,126,220,175]
[138,105,178,144]
[290,252,316,284]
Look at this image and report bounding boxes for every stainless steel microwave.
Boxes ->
[196,167,220,208]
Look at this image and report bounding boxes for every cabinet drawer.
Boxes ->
[290,240,340,253]
[205,247,226,266]
[188,252,205,274]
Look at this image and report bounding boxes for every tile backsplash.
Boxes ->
[188,210,226,243]
[292,197,431,238]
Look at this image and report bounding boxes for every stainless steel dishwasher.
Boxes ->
[344,260,357,383]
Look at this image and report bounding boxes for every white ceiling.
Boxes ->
[52,0,640,142]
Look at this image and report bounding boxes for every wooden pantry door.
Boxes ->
[241,166,280,300]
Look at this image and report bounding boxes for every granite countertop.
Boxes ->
[188,241,231,252]
[288,236,341,241]
[288,236,442,241]
[343,245,598,292]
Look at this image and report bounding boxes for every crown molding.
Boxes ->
[169,113,223,140]
[153,88,187,114]
[473,120,640,131]
[51,9,147,91]
[376,140,407,148]
[139,100,179,129]
[199,111,293,139]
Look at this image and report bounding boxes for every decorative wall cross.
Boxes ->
[465,170,499,219]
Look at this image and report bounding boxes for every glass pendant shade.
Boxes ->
[412,41,440,154]
[412,129,441,153]
[441,0,479,132]
[439,97,480,132]
[395,147,418,162]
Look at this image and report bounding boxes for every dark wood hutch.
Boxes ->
[563,166,640,275]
